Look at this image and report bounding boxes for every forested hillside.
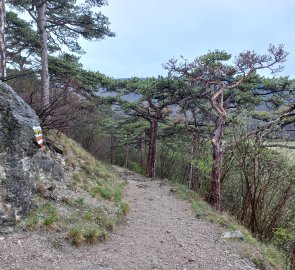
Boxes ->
[0,0,295,269]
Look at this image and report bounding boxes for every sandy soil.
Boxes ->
[0,166,258,270]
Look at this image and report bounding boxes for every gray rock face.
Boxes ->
[0,82,64,231]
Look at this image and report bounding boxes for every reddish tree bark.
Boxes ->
[208,115,226,211]
[132,95,179,178]
[204,83,226,210]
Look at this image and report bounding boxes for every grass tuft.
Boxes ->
[69,226,85,246]
[68,224,108,246]
[75,197,85,208]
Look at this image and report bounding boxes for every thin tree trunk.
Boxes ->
[191,132,201,191]
[241,183,253,224]
[207,115,226,211]
[188,131,197,189]
[36,1,50,110]
[110,135,114,164]
[265,183,293,239]
[140,130,146,168]
[146,118,158,178]
[0,0,6,81]
[124,144,129,168]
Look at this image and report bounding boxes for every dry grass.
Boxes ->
[21,130,128,246]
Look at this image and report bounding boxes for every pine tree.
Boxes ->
[165,45,289,210]
[7,0,114,112]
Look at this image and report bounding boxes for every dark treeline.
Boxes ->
[1,0,295,268]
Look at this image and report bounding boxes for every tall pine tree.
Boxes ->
[7,0,114,112]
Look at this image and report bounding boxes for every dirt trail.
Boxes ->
[0,166,257,270]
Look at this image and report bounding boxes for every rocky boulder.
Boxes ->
[0,82,64,232]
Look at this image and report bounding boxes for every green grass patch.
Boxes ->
[97,186,113,200]
[24,214,39,229]
[117,202,129,217]
[24,131,129,247]
[75,197,85,208]
[113,183,126,203]
[69,224,108,246]
[69,226,85,246]
[22,203,60,229]
[90,185,113,200]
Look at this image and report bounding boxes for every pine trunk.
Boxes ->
[188,131,198,189]
[36,1,50,110]
[0,0,5,81]
[110,135,114,164]
[140,130,146,167]
[146,118,158,178]
[208,115,226,211]
[124,144,129,168]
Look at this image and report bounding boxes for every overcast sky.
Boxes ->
[79,0,295,79]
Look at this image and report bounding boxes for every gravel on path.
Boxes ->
[0,166,258,270]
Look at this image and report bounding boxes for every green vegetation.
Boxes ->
[1,3,294,266]
[21,131,128,246]
[69,223,109,246]
[69,224,108,246]
[75,197,85,208]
